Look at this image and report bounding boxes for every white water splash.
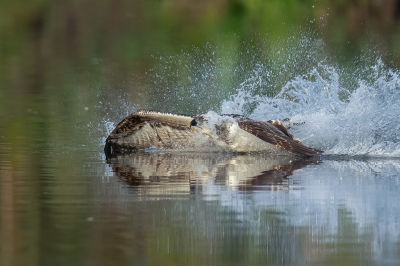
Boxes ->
[97,35,400,157]
[222,59,400,156]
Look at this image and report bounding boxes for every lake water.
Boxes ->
[3,144,400,266]
[2,1,400,265]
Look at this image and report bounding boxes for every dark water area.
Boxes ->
[2,0,400,265]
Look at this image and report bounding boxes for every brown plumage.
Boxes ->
[104,110,322,157]
[238,120,322,157]
[105,110,198,151]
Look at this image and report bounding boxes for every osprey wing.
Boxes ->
[105,110,196,152]
[238,121,322,156]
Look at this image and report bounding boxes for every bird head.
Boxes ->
[192,115,208,127]
[191,115,212,136]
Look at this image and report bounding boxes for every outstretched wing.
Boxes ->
[105,110,196,151]
[238,121,322,156]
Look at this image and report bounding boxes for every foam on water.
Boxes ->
[221,59,400,156]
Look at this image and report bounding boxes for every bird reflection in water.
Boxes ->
[105,151,320,191]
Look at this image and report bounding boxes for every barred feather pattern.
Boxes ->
[238,121,322,156]
[105,110,322,157]
[106,110,197,150]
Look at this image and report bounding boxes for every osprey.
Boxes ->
[104,110,322,156]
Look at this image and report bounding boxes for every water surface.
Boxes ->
[3,146,400,266]
[2,1,400,265]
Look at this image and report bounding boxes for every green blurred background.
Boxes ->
[2,0,400,113]
[1,0,400,151]
[1,1,400,265]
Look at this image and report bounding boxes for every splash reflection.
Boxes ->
[102,153,400,265]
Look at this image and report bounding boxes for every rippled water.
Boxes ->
[91,50,400,264]
[101,152,400,265]
[3,146,399,265]
[3,22,400,266]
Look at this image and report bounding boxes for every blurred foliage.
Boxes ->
[1,0,399,60]
[1,1,400,265]
[1,0,400,156]
[1,0,400,114]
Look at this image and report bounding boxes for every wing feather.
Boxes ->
[105,111,196,152]
[238,121,322,156]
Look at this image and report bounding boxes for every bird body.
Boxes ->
[105,110,322,156]
[105,110,200,150]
